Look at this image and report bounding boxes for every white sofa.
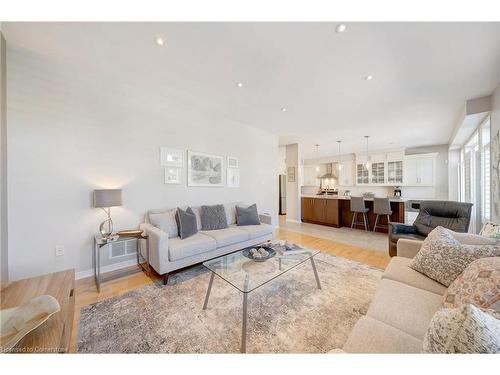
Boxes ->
[340,238,440,353]
[340,233,499,353]
[139,202,275,284]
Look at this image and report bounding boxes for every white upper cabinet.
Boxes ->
[302,165,319,186]
[387,160,404,184]
[356,163,370,184]
[338,161,355,186]
[302,164,326,186]
[403,153,436,186]
[355,149,404,186]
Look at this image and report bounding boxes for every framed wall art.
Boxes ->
[227,168,240,188]
[164,167,181,184]
[160,147,183,167]
[187,150,224,187]
[227,156,239,168]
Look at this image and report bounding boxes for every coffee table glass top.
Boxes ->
[203,242,320,293]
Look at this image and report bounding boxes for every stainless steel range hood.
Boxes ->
[319,163,339,180]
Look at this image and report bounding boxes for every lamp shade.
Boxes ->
[93,189,122,208]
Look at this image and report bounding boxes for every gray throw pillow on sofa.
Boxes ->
[200,204,228,230]
[175,207,198,239]
[236,204,261,226]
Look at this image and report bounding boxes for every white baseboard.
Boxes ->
[75,259,138,280]
[286,219,301,224]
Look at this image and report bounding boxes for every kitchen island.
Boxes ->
[301,195,405,233]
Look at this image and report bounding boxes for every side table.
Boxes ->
[93,233,149,292]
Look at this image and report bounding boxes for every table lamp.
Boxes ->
[93,189,122,239]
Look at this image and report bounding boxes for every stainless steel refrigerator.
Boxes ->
[279,175,286,215]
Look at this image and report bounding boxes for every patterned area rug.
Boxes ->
[77,253,382,353]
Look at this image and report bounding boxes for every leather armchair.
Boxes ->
[388,200,473,256]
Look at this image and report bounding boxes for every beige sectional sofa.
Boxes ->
[341,238,447,353]
[139,202,275,284]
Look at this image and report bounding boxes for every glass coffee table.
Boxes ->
[202,242,321,353]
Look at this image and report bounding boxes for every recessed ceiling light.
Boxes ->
[364,75,374,81]
[236,82,243,88]
[155,37,165,46]
[281,107,287,112]
[335,24,347,33]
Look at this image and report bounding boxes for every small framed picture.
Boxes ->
[160,147,184,167]
[227,156,239,168]
[165,167,181,184]
[287,167,296,182]
[227,168,240,188]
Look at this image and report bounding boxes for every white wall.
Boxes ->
[7,47,279,281]
[0,31,7,285]
[278,146,286,175]
[285,144,301,222]
[491,83,500,222]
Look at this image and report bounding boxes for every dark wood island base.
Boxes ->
[301,197,405,233]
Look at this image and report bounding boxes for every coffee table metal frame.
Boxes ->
[202,249,321,353]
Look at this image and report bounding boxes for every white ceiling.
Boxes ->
[4,22,500,158]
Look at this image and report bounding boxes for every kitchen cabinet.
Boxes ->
[371,162,385,184]
[354,149,406,186]
[302,165,317,186]
[387,160,404,184]
[302,164,326,186]
[325,199,340,226]
[338,161,354,186]
[356,163,369,184]
[301,197,314,221]
[301,197,405,232]
[312,198,326,222]
[301,197,326,223]
[403,154,436,186]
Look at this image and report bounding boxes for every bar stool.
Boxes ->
[350,196,370,231]
[373,197,393,232]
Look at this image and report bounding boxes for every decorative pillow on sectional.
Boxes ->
[480,221,500,239]
[148,208,178,238]
[200,204,228,230]
[451,232,499,246]
[175,207,198,240]
[236,204,261,226]
[409,226,500,286]
[423,304,500,353]
[443,257,500,311]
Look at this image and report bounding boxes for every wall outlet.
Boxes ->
[55,245,64,257]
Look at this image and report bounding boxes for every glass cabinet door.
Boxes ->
[371,162,385,184]
[387,161,403,184]
[356,164,369,184]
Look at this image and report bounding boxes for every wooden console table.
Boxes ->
[1,269,75,353]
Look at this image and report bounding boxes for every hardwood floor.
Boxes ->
[70,225,390,353]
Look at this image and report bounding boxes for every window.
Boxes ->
[481,118,491,223]
[459,116,491,233]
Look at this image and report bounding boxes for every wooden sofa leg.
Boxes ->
[163,273,169,285]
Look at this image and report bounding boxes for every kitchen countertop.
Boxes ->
[301,194,406,202]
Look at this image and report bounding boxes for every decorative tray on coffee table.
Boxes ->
[242,244,276,262]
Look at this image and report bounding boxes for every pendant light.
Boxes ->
[314,144,320,173]
[364,136,371,170]
[337,140,343,170]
